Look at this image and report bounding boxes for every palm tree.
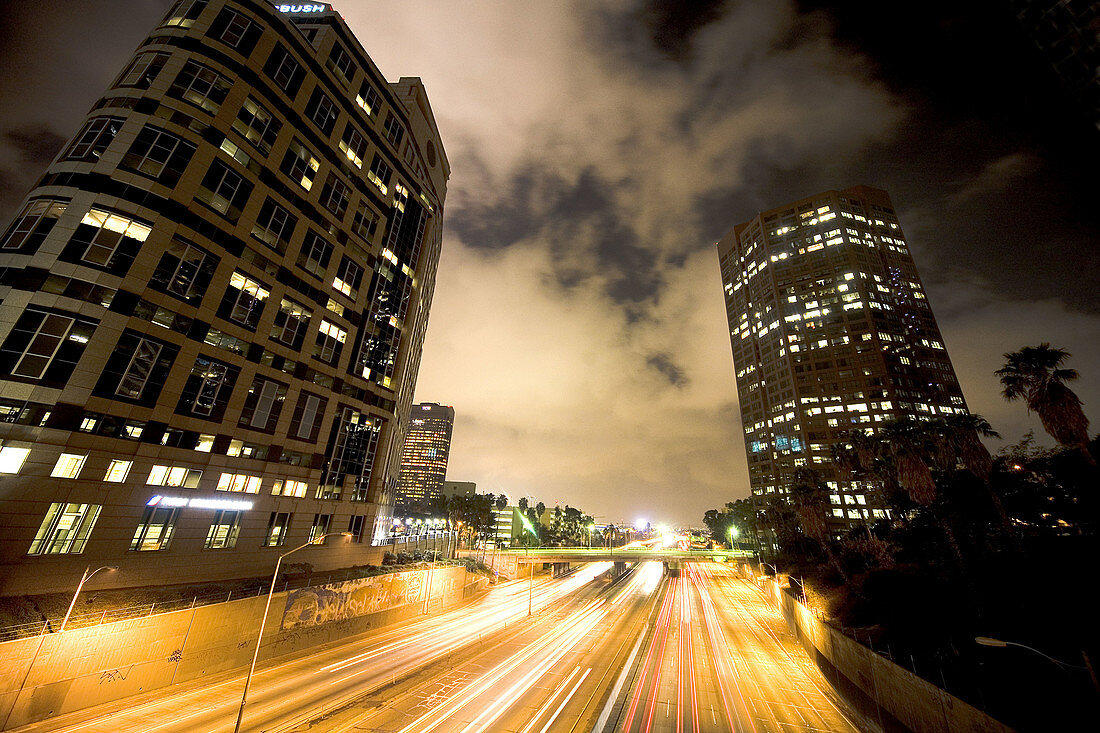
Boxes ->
[996,344,1092,462]
[790,469,848,582]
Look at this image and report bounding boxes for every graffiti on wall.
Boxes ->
[280,569,431,630]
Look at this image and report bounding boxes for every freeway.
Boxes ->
[9,565,612,733]
[12,561,861,733]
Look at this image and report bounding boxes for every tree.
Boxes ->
[996,344,1092,462]
[518,497,529,512]
[494,493,508,509]
[535,501,546,521]
[790,469,848,582]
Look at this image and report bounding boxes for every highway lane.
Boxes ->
[10,564,616,733]
[319,561,666,733]
[14,561,863,733]
[611,562,859,733]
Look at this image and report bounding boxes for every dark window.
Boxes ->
[368,154,391,192]
[271,296,312,348]
[196,160,252,221]
[94,330,179,406]
[209,7,262,54]
[383,113,404,147]
[280,139,318,191]
[217,271,270,330]
[64,116,124,162]
[332,256,363,299]
[149,236,219,304]
[289,391,326,442]
[168,60,231,115]
[239,376,288,433]
[266,512,291,547]
[320,406,381,501]
[232,97,281,155]
[306,88,338,135]
[131,507,180,551]
[1,199,68,254]
[0,307,96,386]
[120,125,196,185]
[338,122,367,168]
[308,514,332,542]
[356,82,381,117]
[176,355,239,420]
[162,0,207,28]
[264,45,304,96]
[347,514,365,542]
[319,173,349,218]
[351,202,378,242]
[250,198,297,254]
[59,207,151,275]
[117,52,169,89]
[326,43,355,83]
[296,231,332,279]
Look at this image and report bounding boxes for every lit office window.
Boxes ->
[51,453,87,479]
[28,502,102,555]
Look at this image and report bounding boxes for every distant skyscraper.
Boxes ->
[717,186,968,526]
[0,0,448,594]
[395,403,455,511]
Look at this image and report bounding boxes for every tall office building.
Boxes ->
[0,0,448,594]
[717,186,967,526]
[394,403,454,511]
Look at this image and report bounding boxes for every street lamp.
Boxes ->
[587,523,596,549]
[60,565,118,632]
[234,533,350,733]
[728,525,739,551]
[1,565,117,731]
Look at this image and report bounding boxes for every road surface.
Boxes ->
[12,562,861,733]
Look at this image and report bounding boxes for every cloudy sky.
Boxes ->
[1,1,1097,525]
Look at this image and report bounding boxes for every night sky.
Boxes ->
[0,1,1096,525]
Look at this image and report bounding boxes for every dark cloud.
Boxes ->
[450,164,664,305]
[639,0,728,60]
[0,125,66,219]
[647,352,689,388]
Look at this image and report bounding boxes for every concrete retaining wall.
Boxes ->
[740,564,1013,733]
[0,565,486,730]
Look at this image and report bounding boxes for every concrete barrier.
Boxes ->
[739,563,1013,733]
[0,565,487,730]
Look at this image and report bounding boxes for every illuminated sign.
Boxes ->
[147,495,253,511]
[276,3,327,12]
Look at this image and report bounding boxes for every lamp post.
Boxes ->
[588,523,596,550]
[60,565,118,632]
[2,565,117,731]
[975,636,1098,692]
[728,525,738,552]
[234,533,349,733]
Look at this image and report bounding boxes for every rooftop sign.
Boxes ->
[276,3,328,12]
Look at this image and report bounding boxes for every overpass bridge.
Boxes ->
[498,547,754,564]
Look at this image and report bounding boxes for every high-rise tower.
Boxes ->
[394,403,455,512]
[0,0,448,593]
[717,186,967,526]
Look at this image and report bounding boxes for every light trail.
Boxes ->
[688,563,756,733]
[517,665,582,733]
[537,666,590,733]
[394,599,610,733]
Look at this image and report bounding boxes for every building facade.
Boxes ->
[442,480,476,499]
[0,0,448,594]
[393,402,455,512]
[717,186,967,527]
